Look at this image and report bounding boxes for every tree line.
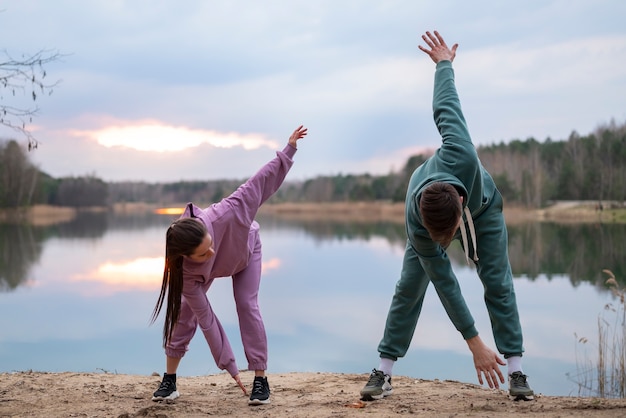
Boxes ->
[480,120,626,207]
[1,119,624,209]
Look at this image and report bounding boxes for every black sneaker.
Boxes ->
[152,374,180,402]
[509,371,534,401]
[360,369,392,401]
[248,376,271,405]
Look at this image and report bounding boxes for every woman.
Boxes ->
[151,125,307,405]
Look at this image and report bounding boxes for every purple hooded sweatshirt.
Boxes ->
[165,144,297,377]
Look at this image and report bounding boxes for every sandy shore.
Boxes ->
[1,371,625,417]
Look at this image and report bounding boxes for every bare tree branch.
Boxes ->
[0,48,64,151]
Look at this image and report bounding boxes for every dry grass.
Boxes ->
[260,201,543,224]
[258,201,406,223]
[572,270,626,398]
[261,201,626,225]
[535,202,626,223]
[111,202,161,213]
[0,205,76,226]
[3,201,624,226]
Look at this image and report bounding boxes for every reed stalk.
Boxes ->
[571,270,625,398]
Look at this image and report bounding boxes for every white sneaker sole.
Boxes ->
[248,397,270,405]
[509,393,534,401]
[360,389,392,401]
[152,390,180,402]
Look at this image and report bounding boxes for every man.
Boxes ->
[360,31,533,402]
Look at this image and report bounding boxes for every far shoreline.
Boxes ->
[261,200,626,225]
[1,200,624,226]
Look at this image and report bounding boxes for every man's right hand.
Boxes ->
[465,335,506,389]
[418,30,458,64]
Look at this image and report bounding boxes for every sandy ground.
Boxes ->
[1,371,625,417]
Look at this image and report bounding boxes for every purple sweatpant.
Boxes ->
[165,233,268,372]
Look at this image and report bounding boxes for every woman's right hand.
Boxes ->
[288,125,308,148]
[233,373,248,395]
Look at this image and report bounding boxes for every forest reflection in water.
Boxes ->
[256,213,626,290]
[1,209,624,292]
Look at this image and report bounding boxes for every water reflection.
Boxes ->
[0,211,170,292]
[256,214,626,288]
[2,211,625,292]
[1,209,625,397]
[507,222,625,286]
[0,223,44,291]
[257,215,407,246]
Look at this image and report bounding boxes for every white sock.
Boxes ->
[507,356,523,375]
[378,358,395,376]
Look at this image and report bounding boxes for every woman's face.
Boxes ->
[187,233,215,262]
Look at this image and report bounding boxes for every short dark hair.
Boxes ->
[420,182,462,248]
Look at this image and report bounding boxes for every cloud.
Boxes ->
[3,1,626,181]
[262,258,282,273]
[71,121,280,152]
[70,257,163,293]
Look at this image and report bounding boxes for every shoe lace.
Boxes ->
[366,369,385,386]
[158,379,174,391]
[510,372,528,386]
[252,378,265,394]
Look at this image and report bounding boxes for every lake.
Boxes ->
[1,209,625,398]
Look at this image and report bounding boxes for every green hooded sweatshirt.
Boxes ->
[378,60,523,360]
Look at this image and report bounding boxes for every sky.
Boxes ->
[1,0,625,182]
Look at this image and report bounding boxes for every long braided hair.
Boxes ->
[150,217,207,347]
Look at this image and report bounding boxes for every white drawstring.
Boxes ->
[460,206,479,265]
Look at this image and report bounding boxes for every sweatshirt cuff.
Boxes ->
[461,325,479,341]
[281,143,297,159]
[226,362,239,377]
[436,60,453,71]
